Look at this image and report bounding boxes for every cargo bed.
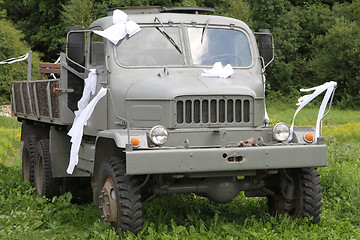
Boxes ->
[11,55,82,125]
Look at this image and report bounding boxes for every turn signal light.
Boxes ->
[304,133,314,143]
[130,137,140,147]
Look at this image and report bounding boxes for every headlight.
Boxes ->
[272,122,290,142]
[149,125,168,145]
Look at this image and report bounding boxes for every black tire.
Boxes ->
[22,135,39,184]
[34,139,60,198]
[266,168,323,223]
[97,157,142,234]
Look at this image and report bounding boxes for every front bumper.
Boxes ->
[126,144,327,175]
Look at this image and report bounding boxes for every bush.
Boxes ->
[0,19,40,105]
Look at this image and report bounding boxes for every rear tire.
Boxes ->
[34,139,60,198]
[22,135,39,184]
[266,168,323,223]
[97,157,142,234]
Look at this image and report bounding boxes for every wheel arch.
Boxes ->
[92,135,125,204]
[21,119,50,141]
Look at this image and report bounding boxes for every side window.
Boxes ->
[90,33,105,66]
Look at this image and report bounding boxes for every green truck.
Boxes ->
[12,6,327,234]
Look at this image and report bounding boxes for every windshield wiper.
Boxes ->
[201,19,210,44]
[154,17,182,54]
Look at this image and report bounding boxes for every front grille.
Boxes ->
[175,96,253,126]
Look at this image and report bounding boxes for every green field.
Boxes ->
[0,104,360,239]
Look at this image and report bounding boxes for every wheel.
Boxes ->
[266,168,323,223]
[34,139,60,198]
[97,157,142,234]
[22,135,39,184]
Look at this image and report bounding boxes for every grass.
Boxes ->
[0,115,21,165]
[0,102,360,239]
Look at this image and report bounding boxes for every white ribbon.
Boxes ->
[94,9,141,45]
[285,81,337,143]
[0,53,29,65]
[50,56,61,79]
[66,69,107,174]
[263,74,270,124]
[201,62,234,78]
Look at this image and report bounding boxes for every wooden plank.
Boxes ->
[40,63,61,79]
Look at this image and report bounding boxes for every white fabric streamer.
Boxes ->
[263,74,270,124]
[66,69,107,174]
[0,53,29,65]
[285,81,337,143]
[201,62,234,78]
[73,69,97,120]
[94,9,141,45]
[50,56,61,79]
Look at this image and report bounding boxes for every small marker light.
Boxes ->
[304,133,314,143]
[130,137,140,147]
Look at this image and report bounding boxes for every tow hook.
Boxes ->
[237,138,257,147]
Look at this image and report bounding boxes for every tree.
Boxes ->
[215,0,250,23]
[1,0,67,62]
[0,18,40,104]
[311,17,360,107]
[62,0,95,29]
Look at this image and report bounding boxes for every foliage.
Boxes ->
[0,0,5,18]
[213,0,250,23]
[0,18,41,104]
[0,0,67,62]
[310,17,360,108]
[61,0,95,29]
[248,0,360,108]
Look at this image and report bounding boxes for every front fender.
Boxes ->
[96,129,148,149]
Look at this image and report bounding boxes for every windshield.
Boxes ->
[116,27,184,66]
[187,27,252,67]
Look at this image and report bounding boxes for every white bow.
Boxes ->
[285,81,337,143]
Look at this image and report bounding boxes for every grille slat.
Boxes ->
[227,99,234,123]
[185,100,192,123]
[202,100,209,123]
[176,97,252,126]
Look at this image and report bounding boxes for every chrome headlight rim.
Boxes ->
[272,122,290,142]
[149,125,169,146]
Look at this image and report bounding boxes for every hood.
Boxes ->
[125,69,261,100]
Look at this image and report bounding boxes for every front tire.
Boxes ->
[97,157,142,234]
[266,168,323,223]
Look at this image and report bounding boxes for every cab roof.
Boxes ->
[89,6,251,32]
[108,6,215,15]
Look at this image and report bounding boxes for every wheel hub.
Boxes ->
[99,177,118,225]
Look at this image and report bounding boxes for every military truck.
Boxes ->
[11,6,327,234]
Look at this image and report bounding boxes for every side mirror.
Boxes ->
[258,29,274,67]
[66,26,85,67]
